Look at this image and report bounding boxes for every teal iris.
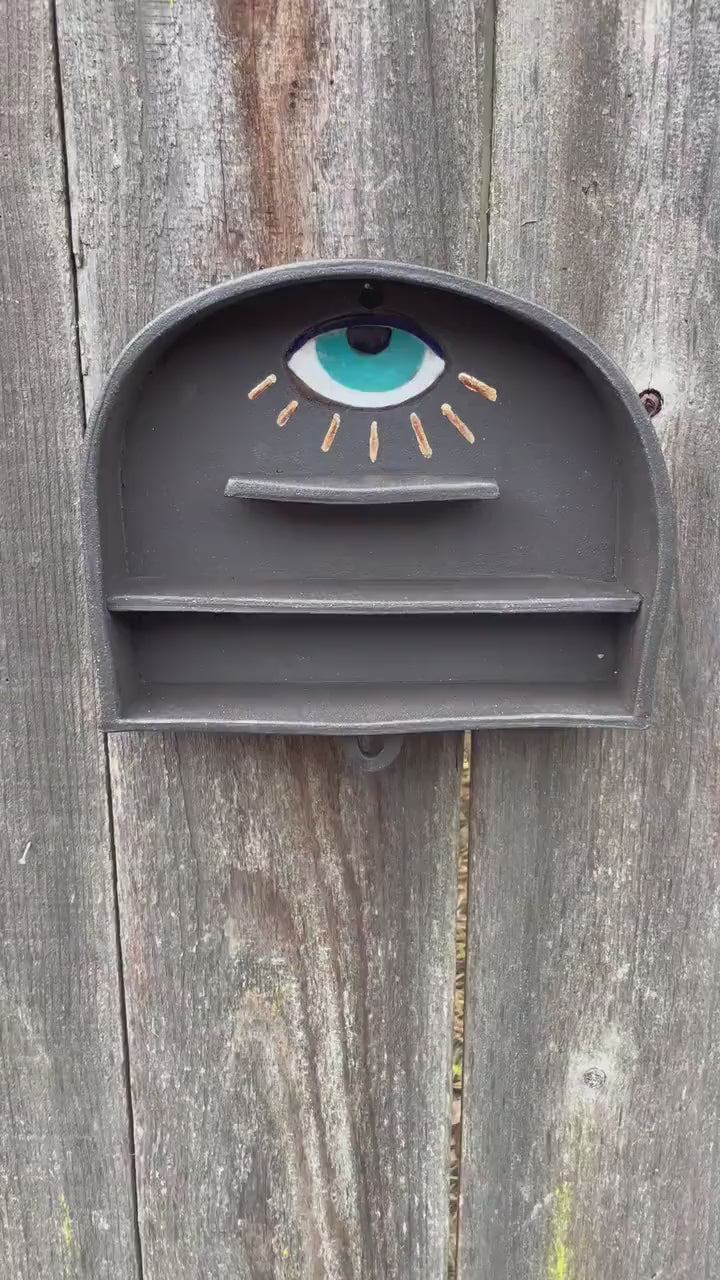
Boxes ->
[314,328,426,392]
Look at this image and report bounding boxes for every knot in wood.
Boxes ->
[582,1066,607,1092]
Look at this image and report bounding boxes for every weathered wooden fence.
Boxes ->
[2,0,719,1276]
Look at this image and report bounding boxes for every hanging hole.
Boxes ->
[342,734,405,772]
[359,281,384,310]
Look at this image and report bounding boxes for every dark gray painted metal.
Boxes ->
[224,473,501,503]
[342,735,405,771]
[82,259,673,734]
[104,578,641,614]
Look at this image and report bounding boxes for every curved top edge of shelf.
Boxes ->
[224,474,500,504]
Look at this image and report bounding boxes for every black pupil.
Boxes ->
[346,325,392,355]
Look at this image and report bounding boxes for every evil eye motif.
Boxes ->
[248,317,497,459]
[286,318,445,408]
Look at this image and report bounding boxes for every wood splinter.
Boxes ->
[441,402,475,444]
[410,412,432,458]
[248,373,277,400]
[369,420,379,463]
[322,413,341,452]
[459,371,497,401]
[277,399,298,426]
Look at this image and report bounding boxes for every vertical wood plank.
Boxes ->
[459,2,720,1276]
[55,1,491,1273]
[109,733,462,1276]
[0,0,139,1274]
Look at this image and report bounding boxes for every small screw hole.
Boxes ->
[640,388,663,417]
[357,735,384,759]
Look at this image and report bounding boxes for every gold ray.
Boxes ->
[248,373,277,400]
[410,412,432,458]
[277,399,298,426]
[369,420,379,463]
[441,402,475,444]
[458,371,497,401]
[321,413,341,452]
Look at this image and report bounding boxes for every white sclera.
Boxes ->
[287,335,445,408]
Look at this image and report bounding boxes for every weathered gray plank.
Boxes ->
[459,2,720,1277]
[108,733,461,1276]
[0,0,139,1274]
[57,0,490,408]
[55,0,491,1273]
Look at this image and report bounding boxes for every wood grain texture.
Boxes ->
[459,2,720,1277]
[108,733,461,1277]
[54,0,492,1273]
[57,0,490,406]
[0,0,138,1274]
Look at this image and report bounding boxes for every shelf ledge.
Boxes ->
[105,577,642,614]
[224,473,500,504]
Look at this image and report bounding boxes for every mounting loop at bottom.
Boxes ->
[342,734,405,772]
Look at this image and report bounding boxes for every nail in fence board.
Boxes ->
[459,3,720,1277]
[0,2,138,1274]
[53,0,487,1273]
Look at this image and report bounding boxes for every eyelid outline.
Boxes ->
[285,313,444,359]
[285,314,446,409]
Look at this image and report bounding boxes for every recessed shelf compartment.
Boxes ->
[117,682,639,733]
[105,577,641,615]
[102,610,640,731]
[224,473,500,504]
